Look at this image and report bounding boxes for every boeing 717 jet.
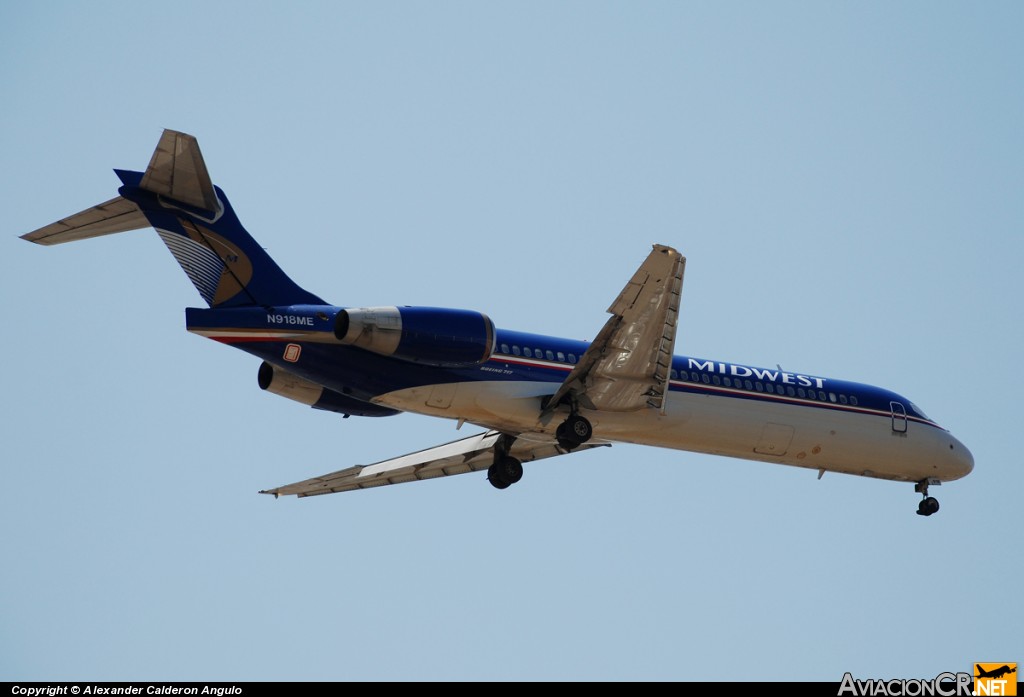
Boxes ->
[20,130,974,515]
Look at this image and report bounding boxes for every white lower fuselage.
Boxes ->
[374,378,974,485]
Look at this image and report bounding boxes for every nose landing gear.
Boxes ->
[915,478,941,516]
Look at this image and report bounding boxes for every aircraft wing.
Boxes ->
[260,431,608,498]
[545,244,685,414]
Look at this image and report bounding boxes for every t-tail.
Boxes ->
[21,129,324,309]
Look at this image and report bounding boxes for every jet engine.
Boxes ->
[334,306,495,367]
[257,361,399,417]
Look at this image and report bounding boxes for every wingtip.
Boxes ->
[258,489,280,499]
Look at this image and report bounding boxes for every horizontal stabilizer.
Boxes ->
[20,196,148,246]
[140,130,219,213]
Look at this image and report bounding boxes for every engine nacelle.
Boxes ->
[334,306,495,367]
[257,362,398,417]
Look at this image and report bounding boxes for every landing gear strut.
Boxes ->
[915,478,940,517]
[487,434,523,490]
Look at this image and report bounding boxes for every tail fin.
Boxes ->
[21,129,324,308]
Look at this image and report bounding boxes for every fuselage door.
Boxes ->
[890,401,908,433]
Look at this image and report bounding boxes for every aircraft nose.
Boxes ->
[943,434,974,480]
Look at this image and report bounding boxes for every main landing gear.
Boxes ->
[487,433,523,490]
[486,408,596,490]
[915,478,940,517]
[488,454,523,490]
[539,394,594,452]
[556,413,593,451]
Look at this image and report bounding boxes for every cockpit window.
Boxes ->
[909,402,930,420]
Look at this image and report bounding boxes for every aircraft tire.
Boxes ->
[499,455,524,484]
[488,457,522,489]
[556,423,580,450]
[488,463,512,489]
[566,414,593,443]
[916,496,940,516]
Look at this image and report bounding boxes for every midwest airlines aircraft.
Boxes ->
[21,130,974,515]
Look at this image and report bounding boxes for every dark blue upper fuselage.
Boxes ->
[197,317,938,431]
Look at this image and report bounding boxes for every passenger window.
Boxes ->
[501,343,509,354]
[568,354,577,364]
[797,387,806,398]
[839,394,848,405]
[723,377,732,387]
[786,386,796,397]
[535,348,543,359]
[807,390,815,400]
[712,375,721,386]
[755,382,763,392]
[557,352,565,362]
[744,380,753,391]
[691,372,700,382]
[523,348,532,357]
[512,346,521,356]
[850,396,859,406]
[671,369,678,380]
[545,350,554,361]
[829,392,837,403]
[818,391,827,401]
[702,374,710,384]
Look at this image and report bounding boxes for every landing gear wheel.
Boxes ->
[557,414,592,450]
[556,422,576,450]
[487,463,511,489]
[916,496,940,517]
[566,414,593,443]
[914,479,941,516]
[498,455,523,484]
[488,456,522,489]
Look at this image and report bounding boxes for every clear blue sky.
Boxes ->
[2,1,1021,682]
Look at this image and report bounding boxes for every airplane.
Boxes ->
[976,666,1017,680]
[20,129,974,515]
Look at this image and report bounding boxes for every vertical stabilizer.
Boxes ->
[21,129,326,309]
